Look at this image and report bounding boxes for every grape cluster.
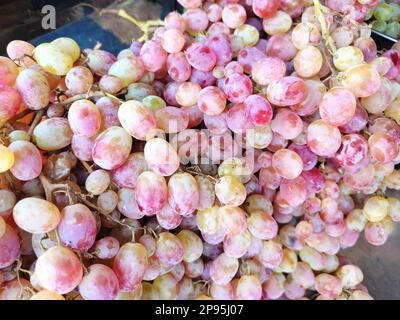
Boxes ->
[370,1,400,39]
[0,0,399,300]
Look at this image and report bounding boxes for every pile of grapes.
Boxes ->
[1,0,400,300]
[371,1,400,39]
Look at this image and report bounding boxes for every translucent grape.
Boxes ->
[0,85,21,125]
[33,43,73,76]
[267,76,307,106]
[156,232,184,266]
[263,10,292,35]
[183,9,209,34]
[87,50,117,76]
[223,73,253,103]
[65,66,93,95]
[341,64,381,98]
[215,176,247,207]
[222,4,247,29]
[85,170,110,195]
[272,149,303,180]
[135,171,168,215]
[368,132,399,164]
[168,173,199,216]
[252,57,286,86]
[79,264,119,300]
[16,69,50,110]
[108,57,145,87]
[186,43,216,72]
[144,138,180,176]
[307,120,342,157]
[93,236,120,260]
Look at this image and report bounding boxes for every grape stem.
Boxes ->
[313,0,336,55]
[184,166,218,183]
[100,9,164,42]
[28,110,44,136]
[80,160,94,174]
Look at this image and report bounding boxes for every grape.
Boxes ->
[252,57,286,86]
[156,107,189,134]
[219,206,247,236]
[293,45,323,78]
[30,290,65,300]
[222,4,247,29]
[234,24,259,48]
[156,232,184,266]
[258,240,283,269]
[32,117,72,151]
[170,129,208,164]
[195,176,216,211]
[79,264,119,300]
[96,97,121,129]
[175,82,201,108]
[361,78,393,115]
[374,3,394,21]
[223,230,251,258]
[0,279,34,300]
[271,109,303,140]
[16,69,50,110]
[154,273,179,300]
[0,84,21,125]
[307,120,342,157]
[341,64,381,98]
[168,173,199,216]
[238,47,266,74]
[0,145,14,174]
[218,157,252,183]
[267,76,307,106]
[183,8,209,34]
[210,253,239,285]
[92,126,132,170]
[35,246,83,294]
[363,196,389,223]
[292,22,321,50]
[208,22,231,37]
[335,134,368,168]
[266,34,298,61]
[144,138,180,176]
[126,82,156,101]
[85,170,110,195]
[354,37,377,64]
[52,37,80,62]
[166,52,191,83]
[135,171,168,215]
[226,102,254,134]
[65,66,93,95]
[198,86,226,116]
[176,230,203,263]
[58,204,97,251]
[87,50,117,76]
[68,99,101,138]
[108,57,145,87]
[253,0,281,18]
[368,132,399,164]
[319,87,356,127]
[197,206,220,235]
[215,176,247,207]
[365,217,393,246]
[263,10,292,35]
[93,236,120,260]
[315,274,342,299]
[0,224,20,268]
[333,46,364,72]
[112,152,147,189]
[186,43,216,72]
[247,210,278,240]
[272,149,303,180]
[113,243,148,292]
[235,275,262,300]
[157,203,183,230]
[99,75,123,94]
[33,43,73,76]
[223,73,253,103]
[206,34,233,67]
[6,40,35,67]
[0,57,18,87]
[165,11,186,32]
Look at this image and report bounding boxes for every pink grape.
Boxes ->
[156,203,183,230]
[93,236,120,260]
[253,0,281,18]
[35,245,83,294]
[113,243,148,292]
[186,105,204,128]
[190,69,216,88]
[0,85,21,124]
[237,47,266,74]
[210,253,239,285]
[335,134,368,168]
[79,264,119,300]
[252,57,286,86]
[144,138,180,176]
[223,73,253,103]
[8,141,42,181]
[272,148,303,180]
[226,102,254,134]
[165,11,186,32]
[135,171,168,215]
[290,80,326,117]
[161,29,185,53]
[271,109,303,140]
[244,95,273,126]
[68,99,101,138]
[319,87,357,127]
[267,76,308,107]
[140,40,168,72]
[156,232,184,266]
[248,210,278,240]
[208,22,231,37]
[186,43,217,72]
[96,97,121,129]
[222,4,247,29]
[0,57,18,86]
[16,69,50,110]
[301,168,326,195]
[168,173,200,216]
[99,75,123,94]
[92,126,132,170]
[258,240,283,269]
[117,188,144,220]
[236,275,262,300]
[206,3,223,22]
[338,104,369,134]
[205,34,233,66]
[368,132,399,164]
[156,107,189,133]
[307,120,342,157]
[183,9,209,34]
[65,66,94,95]
[71,135,95,162]
[266,34,298,61]
[0,224,20,268]
[167,52,191,82]
[279,176,308,207]
[204,111,229,134]
[198,86,227,116]
[87,50,117,76]
[58,204,97,251]
[288,143,317,171]
[111,152,147,189]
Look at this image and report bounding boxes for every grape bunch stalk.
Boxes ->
[1,0,400,301]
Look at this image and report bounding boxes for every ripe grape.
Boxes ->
[135,171,168,215]
[79,264,119,300]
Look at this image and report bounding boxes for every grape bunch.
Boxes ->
[0,0,400,301]
[370,1,400,39]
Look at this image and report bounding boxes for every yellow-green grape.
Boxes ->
[336,265,363,289]
[0,145,15,173]
[388,197,400,222]
[218,157,252,183]
[231,35,245,57]
[383,170,400,190]
[233,24,260,47]
[115,284,143,300]
[117,49,134,60]
[374,3,394,22]
[30,290,65,300]
[345,209,367,232]
[33,43,73,76]
[108,57,145,87]
[322,254,339,273]
[299,246,326,271]
[385,21,400,39]
[153,273,178,300]
[372,20,387,33]
[51,37,80,62]
[246,125,273,149]
[140,71,155,84]
[32,118,73,151]
[243,194,273,215]
[333,46,364,71]
[363,196,389,222]
[126,83,156,101]
[215,176,246,207]
[274,248,297,274]
[176,230,203,263]
[196,206,220,234]
[142,95,166,111]
[262,10,292,36]
[8,130,30,143]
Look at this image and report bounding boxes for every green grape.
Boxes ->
[385,21,400,39]
[373,3,394,22]
[125,83,156,101]
[365,10,373,21]
[389,3,400,21]
[143,95,166,111]
[373,20,388,33]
